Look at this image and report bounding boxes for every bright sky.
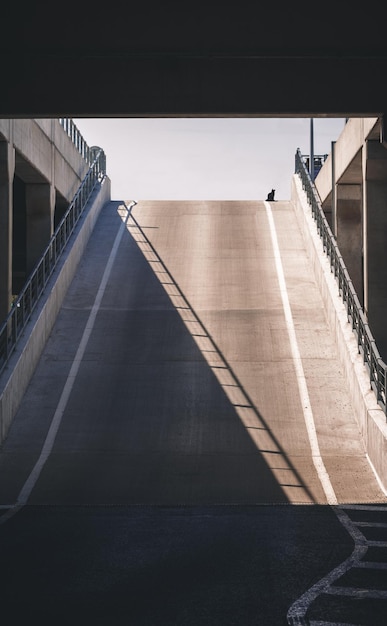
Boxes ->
[74,117,345,202]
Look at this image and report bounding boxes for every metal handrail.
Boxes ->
[0,148,106,377]
[59,118,91,163]
[295,148,387,414]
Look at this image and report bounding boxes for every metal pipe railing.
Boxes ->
[295,148,386,414]
[59,118,91,163]
[0,148,106,377]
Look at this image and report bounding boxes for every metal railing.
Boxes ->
[295,148,387,415]
[0,148,106,377]
[59,118,92,163]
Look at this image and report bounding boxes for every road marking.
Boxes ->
[287,504,387,623]
[0,201,136,524]
[287,507,367,624]
[366,453,387,498]
[264,201,337,506]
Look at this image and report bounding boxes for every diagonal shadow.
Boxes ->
[0,199,318,507]
[125,203,317,504]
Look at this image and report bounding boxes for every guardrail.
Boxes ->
[0,148,106,377]
[295,148,387,415]
[59,118,92,163]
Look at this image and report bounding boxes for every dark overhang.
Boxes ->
[2,3,386,117]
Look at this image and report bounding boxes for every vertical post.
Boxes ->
[310,118,315,180]
[331,140,337,238]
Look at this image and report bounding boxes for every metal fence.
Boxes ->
[0,148,106,377]
[59,118,92,163]
[295,148,387,415]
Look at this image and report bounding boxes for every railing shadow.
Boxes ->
[121,204,317,505]
[0,199,321,506]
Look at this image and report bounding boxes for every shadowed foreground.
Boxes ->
[0,200,386,624]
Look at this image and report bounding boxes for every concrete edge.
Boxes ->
[0,177,111,443]
[291,174,387,494]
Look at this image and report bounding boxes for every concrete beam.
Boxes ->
[2,3,387,116]
[1,53,387,117]
[315,118,379,203]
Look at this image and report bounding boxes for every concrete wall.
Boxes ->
[291,173,387,493]
[314,117,387,357]
[336,183,363,303]
[0,119,89,201]
[315,117,379,204]
[0,118,93,319]
[0,177,111,443]
[366,179,387,358]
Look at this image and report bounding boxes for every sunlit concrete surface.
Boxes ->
[0,199,385,507]
[0,118,93,320]
[0,179,111,442]
[315,117,379,203]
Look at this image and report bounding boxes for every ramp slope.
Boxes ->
[0,200,385,506]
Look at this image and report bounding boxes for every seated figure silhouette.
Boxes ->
[266,189,275,201]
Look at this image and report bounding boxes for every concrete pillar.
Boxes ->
[331,141,337,237]
[364,139,387,359]
[362,145,368,318]
[0,139,15,321]
[25,183,55,275]
[336,183,363,305]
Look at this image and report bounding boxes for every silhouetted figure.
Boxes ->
[266,189,275,201]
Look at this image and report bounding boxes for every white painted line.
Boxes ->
[287,531,367,624]
[357,561,387,570]
[366,453,387,498]
[327,585,387,599]
[354,521,387,528]
[264,201,337,506]
[7,201,136,514]
[309,622,360,626]
[365,540,387,548]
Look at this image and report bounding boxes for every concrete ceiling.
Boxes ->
[2,3,387,117]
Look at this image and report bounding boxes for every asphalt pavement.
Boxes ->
[1,199,387,624]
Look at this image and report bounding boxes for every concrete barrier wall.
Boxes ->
[0,177,111,443]
[0,119,89,202]
[315,117,379,203]
[291,174,387,493]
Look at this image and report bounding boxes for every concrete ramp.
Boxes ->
[0,199,385,506]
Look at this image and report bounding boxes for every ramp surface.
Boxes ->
[0,199,384,506]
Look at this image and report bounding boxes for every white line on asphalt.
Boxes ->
[366,453,387,498]
[264,201,337,506]
[0,201,136,523]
